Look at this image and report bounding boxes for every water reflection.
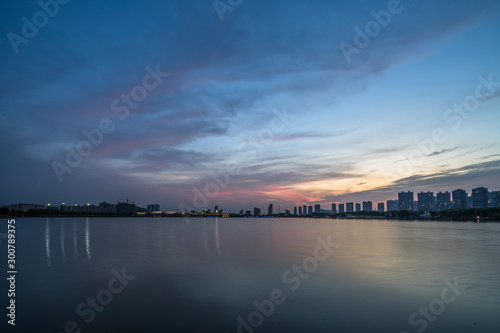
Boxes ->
[45,219,51,267]
[43,219,92,266]
[60,221,66,264]
[215,219,222,258]
[73,220,78,263]
[85,218,91,261]
[203,220,209,253]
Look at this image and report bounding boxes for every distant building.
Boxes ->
[285,209,291,215]
[378,202,384,212]
[73,204,98,213]
[254,207,261,216]
[492,191,500,208]
[117,202,136,215]
[386,200,398,211]
[362,201,372,212]
[303,205,307,216]
[308,206,313,215]
[346,202,354,213]
[398,192,414,211]
[46,203,59,211]
[147,204,160,214]
[214,205,219,213]
[418,192,433,211]
[298,206,302,215]
[355,203,361,212]
[98,201,116,214]
[293,207,297,215]
[268,204,273,215]
[452,189,467,209]
[436,192,451,210]
[472,187,488,208]
[314,204,321,214]
[331,203,337,214]
[5,203,45,212]
[339,204,345,214]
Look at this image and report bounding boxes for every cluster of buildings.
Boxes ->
[273,187,499,216]
[391,187,499,211]
[3,187,499,217]
[3,201,137,214]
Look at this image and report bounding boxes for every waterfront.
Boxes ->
[8,218,500,332]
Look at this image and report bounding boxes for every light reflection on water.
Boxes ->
[43,218,93,266]
[17,218,500,332]
[44,219,51,266]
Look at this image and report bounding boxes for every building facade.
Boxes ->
[398,192,414,211]
[452,189,467,209]
[436,192,451,210]
[362,201,372,212]
[472,187,489,208]
[418,192,434,211]
[386,200,399,211]
[339,204,345,214]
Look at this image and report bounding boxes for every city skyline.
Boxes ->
[1,1,500,212]
[4,185,499,214]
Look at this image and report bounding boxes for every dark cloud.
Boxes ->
[1,0,499,210]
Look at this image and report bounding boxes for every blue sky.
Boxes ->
[1,0,499,211]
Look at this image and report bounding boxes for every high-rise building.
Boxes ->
[492,191,500,208]
[386,200,398,211]
[339,204,345,214]
[308,206,313,215]
[147,204,160,214]
[314,204,321,214]
[254,207,261,216]
[418,192,433,211]
[117,202,136,214]
[214,205,219,213]
[436,192,451,210]
[303,205,307,216]
[362,201,372,212]
[98,201,116,214]
[452,189,467,209]
[355,203,361,212]
[398,192,414,211]
[472,187,488,208]
[293,207,297,215]
[286,209,291,215]
[298,206,302,215]
[346,202,354,213]
[331,203,337,214]
[377,202,384,212]
[268,204,273,215]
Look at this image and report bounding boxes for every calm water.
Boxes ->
[4,217,500,332]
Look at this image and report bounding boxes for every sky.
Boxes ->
[1,0,500,212]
